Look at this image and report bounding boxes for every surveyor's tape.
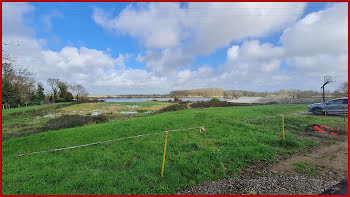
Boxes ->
[15,126,207,157]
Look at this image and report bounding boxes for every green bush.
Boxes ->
[174,97,182,103]
[210,97,220,102]
[159,104,187,112]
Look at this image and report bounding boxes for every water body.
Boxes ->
[99,97,232,102]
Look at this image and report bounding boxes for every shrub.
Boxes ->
[159,104,187,112]
[210,97,220,102]
[190,101,237,108]
[174,97,182,103]
[41,115,108,131]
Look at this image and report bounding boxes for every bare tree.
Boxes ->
[47,78,60,101]
[70,84,88,102]
[337,81,348,95]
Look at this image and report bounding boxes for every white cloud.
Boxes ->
[95,2,306,54]
[4,40,171,94]
[176,69,192,84]
[238,40,284,61]
[115,53,132,68]
[173,66,216,90]
[287,53,348,78]
[227,45,239,60]
[138,48,193,76]
[2,2,35,37]
[224,40,283,73]
[41,10,64,31]
[93,2,306,74]
[280,3,348,56]
[93,3,190,49]
[41,46,116,71]
[279,3,348,87]
[220,3,348,91]
[187,2,306,55]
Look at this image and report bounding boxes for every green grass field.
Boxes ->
[2,104,346,194]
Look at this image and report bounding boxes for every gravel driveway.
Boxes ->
[177,139,348,195]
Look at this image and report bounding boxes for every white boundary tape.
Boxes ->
[15,126,205,157]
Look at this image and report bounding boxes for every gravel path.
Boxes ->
[257,97,324,104]
[177,172,339,195]
[177,140,348,195]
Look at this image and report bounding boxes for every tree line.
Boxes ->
[2,46,88,109]
[170,85,348,98]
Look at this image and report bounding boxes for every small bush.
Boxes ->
[174,97,182,103]
[210,97,220,102]
[41,115,108,131]
[159,104,187,112]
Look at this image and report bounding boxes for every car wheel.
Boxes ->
[312,108,324,115]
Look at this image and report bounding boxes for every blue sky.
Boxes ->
[30,2,327,68]
[2,2,348,94]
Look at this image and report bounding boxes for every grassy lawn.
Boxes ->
[2,104,346,194]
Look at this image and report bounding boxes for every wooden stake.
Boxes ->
[161,131,169,177]
[282,114,285,141]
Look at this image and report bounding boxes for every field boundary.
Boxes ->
[6,126,205,158]
[5,114,284,158]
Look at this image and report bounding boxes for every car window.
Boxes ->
[343,99,348,104]
[331,99,344,104]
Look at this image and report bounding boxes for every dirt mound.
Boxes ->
[41,115,109,131]
[158,104,188,112]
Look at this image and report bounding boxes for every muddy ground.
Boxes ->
[177,123,348,195]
